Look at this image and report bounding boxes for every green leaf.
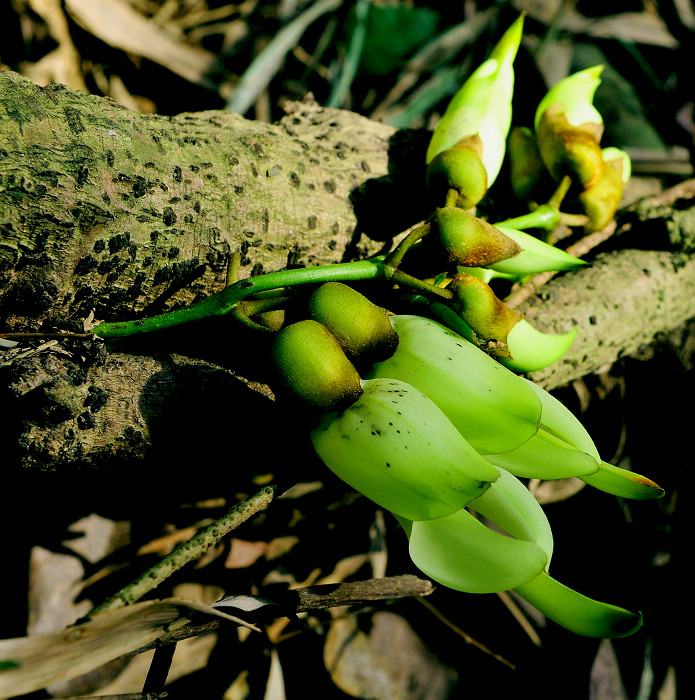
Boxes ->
[360,5,439,76]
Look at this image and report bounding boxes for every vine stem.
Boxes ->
[93,258,387,339]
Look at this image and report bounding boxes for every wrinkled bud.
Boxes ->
[448,273,522,356]
[537,106,604,188]
[508,126,545,201]
[430,207,522,267]
[270,319,363,411]
[579,148,631,232]
[426,137,488,209]
[535,65,605,189]
[308,282,399,365]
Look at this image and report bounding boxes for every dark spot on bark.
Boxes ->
[123,426,144,444]
[193,200,201,213]
[108,232,131,254]
[143,256,154,267]
[132,176,148,197]
[74,255,98,276]
[234,185,244,194]
[84,385,108,412]
[63,106,85,135]
[76,164,89,188]
[101,192,111,205]
[105,150,115,167]
[360,161,370,172]
[150,230,160,242]
[93,239,105,253]
[77,411,95,430]
[162,207,177,226]
[323,181,336,193]
[308,215,317,229]
[290,172,300,188]
[97,258,117,275]
[168,246,180,259]
[190,164,199,172]
[328,240,337,250]
[173,165,182,183]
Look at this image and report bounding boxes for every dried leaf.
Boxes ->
[64,0,223,90]
[225,538,268,568]
[0,598,258,698]
[324,611,456,699]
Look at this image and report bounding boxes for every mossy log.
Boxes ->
[1,70,695,473]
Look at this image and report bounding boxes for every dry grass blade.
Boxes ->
[0,600,186,698]
[64,0,224,91]
[224,0,343,115]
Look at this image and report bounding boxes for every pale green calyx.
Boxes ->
[426,13,524,186]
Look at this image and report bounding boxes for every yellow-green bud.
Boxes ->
[426,137,488,209]
[308,282,399,365]
[537,105,604,189]
[430,207,522,268]
[448,273,522,356]
[579,151,629,232]
[270,319,363,411]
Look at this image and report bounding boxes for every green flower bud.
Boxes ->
[429,207,522,267]
[425,137,488,209]
[308,282,399,365]
[270,319,363,411]
[534,65,605,189]
[426,13,524,188]
[537,106,604,188]
[579,148,631,232]
[447,273,522,356]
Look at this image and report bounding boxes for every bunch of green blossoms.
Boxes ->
[272,282,663,639]
[88,14,660,640]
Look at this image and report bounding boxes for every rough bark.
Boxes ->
[2,69,695,473]
[0,70,427,329]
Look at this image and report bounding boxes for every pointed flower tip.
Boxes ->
[491,12,525,61]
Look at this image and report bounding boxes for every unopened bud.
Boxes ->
[430,207,522,267]
[271,320,363,411]
[308,282,399,365]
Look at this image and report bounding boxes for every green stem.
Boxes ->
[495,204,560,232]
[382,223,431,272]
[93,258,387,339]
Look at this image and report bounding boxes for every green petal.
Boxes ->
[397,506,547,594]
[366,315,542,454]
[484,426,599,479]
[468,465,554,564]
[534,65,604,132]
[488,227,587,276]
[310,377,499,521]
[514,571,643,638]
[498,320,578,374]
[523,378,600,458]
[579,461,665,500]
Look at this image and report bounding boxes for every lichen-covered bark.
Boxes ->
[523,249,695,389]
[0,70,428,330]
[2,70,695,471]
